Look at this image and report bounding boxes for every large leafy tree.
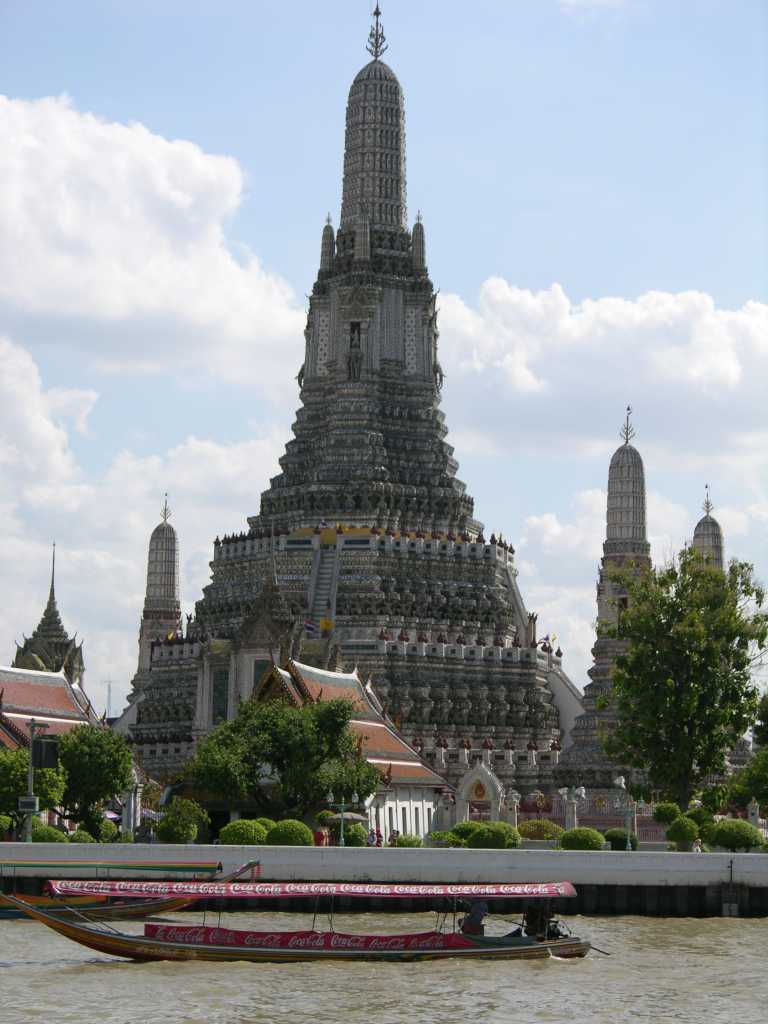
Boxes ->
[0,747,66,828]
[752,692,768,749]
[727,748,768,810]
[190,698,381,818]
[58,725,134,835]
[604,548,767,809]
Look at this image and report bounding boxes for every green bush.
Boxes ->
[395,833,423,848]
[31,822,68,843]
[559,827,605,851]
[118,832,134,843]
[255,817,277,832]
[70,828,97,843]
[428,830,466,848]
[218,819,267,845]
[0,813,12,835]
[666,815,699,850]
[156,797,210,844]
[603,828,638,851]
[710,818,763,852]
[653,802,682,825]
[466,821,521,850]
[518,819,564,840]
[451,820,484,841]
[315,810,334,826]
[265,819,314,846]
[99,819,119,843]
[684,806,715,843]
[339,822,368,847]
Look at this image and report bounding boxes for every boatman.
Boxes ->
[459,901,489,936]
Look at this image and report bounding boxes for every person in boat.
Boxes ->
[459,901,489,936]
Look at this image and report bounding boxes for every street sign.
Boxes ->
[32,736,59,769]
[18,796,39,813]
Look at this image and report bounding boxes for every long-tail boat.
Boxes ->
[0,881,591,962]
[0,859,260,922]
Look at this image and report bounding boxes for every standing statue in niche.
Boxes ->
[347,321,363,381]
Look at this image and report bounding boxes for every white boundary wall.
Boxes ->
[1,843,767,887]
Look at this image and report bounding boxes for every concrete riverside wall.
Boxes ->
[1,843,767,888]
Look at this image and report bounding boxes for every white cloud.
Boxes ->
[0,334,284,714]
[0,95,304,398]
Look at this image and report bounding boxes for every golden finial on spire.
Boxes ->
[366,3,388,60]
[620,405,636,445]
[326,212,332,225]
[161,493,171,523]
[703,483,714,516]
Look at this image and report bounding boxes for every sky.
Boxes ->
[0,0,766,715]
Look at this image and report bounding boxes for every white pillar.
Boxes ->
[565,799,578,830]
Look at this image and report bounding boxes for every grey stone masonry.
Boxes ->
[126,30,583,792]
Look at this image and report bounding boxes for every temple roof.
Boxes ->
[31,545,70,645]
[255,659,447,790]
[353,59,399,84]
[0,664,99,749]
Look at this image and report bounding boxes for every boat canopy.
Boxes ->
[46,880,576,900]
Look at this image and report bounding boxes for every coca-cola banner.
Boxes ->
[46,880,576,900]
[144,924,478,951]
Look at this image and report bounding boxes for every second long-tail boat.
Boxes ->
[0,881,591,962]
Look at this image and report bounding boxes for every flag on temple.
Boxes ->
[304,620,317,636]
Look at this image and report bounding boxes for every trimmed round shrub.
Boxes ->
[603,828,638,851]
[118,832,134,843]
[218,819,267,846]
[653,801,682,825]
[710,818,763,852]
[265,819,314,846]
[315,810,334,827]
[255,817,277,832]
[451,820,485,841]
[466,821,521,850]
[0,813,12,835]
[666,815,699,850]
[684,806,715,843]
[31,823,68,843]
[69,829,97,843]
[99,819,118,843]
[156,797,210,844]
[518,819,564,841]
[395,833,423,848]
[339,822,368,847]
[429,830,466,848]
[559,827,605,851]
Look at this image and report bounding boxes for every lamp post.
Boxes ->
[613,776,635,852]
[326,789,359,848]
[22,719,49,842]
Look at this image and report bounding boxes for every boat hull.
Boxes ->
[0,894,590,963]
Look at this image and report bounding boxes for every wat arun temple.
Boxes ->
[118,10,726,795]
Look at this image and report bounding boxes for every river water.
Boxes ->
[1,911,765,1024]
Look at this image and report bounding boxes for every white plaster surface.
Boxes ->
[3,843,767,887]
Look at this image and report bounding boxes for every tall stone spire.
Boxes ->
[339,4,406,232]
[13,543,86,686]
[557,410,652,787]
[692,484,724,570]
[132,496,181,681]
[32,542,68,643]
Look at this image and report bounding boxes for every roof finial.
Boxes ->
[50,541,56,597]
[366,3,388,60]
[326,212,332,225]
[620,405,635,445]
[161,493,171,523]
[703,483,714,516]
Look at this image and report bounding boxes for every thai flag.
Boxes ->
[304,619,317,636]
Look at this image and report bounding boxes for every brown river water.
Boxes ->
[1,911,766,1024]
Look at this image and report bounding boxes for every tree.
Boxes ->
[156,796,209,843]
[58,726,133,836]
[727,748,768,810]
[190,698,380,818]
[753,692,768,748]
[604,548,767,809]
[0,747,66,829]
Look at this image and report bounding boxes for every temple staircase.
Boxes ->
[309,546,337,626]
